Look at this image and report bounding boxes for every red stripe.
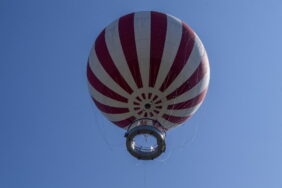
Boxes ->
[155,100,161,104]
[149,11,167,88]
[92,98,129,114]
[167,88,207,110]
[119,13,143,88]
[152,95,158,101]
[95,30,133,94]
[136,96,141,101]
[162,114,191,124]
[159,23,195,92]
[166,61,208,100]
[87,64,128,103]
[112,116,136,128]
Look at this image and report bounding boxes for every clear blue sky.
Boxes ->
[1,0,282,187]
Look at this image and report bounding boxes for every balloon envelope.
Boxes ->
[87,11,210,130]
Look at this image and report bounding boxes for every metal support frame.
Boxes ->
[124,118,166,160]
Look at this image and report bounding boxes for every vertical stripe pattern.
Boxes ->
[149,11,167,88]
[119,13,143,88]
[87,11,210,130]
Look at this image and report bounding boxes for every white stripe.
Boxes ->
[88,84,128,108]
[159,103,202,130]
[156,117,176,129]
[134,11,151,88]
[166,102,202,117]
[167,70,210,104]
[163,35,206,95]
[102,112,133,122]
[154,14,183,89]
[156,103,202,130]
[88,47,130,98]
[105,20,138,91]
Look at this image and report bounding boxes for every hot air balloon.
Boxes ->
[87,11,210,160]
